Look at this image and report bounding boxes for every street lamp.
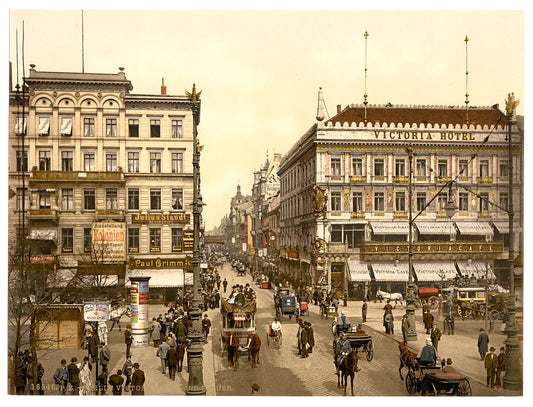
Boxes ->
[185,84,207,395]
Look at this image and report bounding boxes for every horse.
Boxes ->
[398,341,417,380]
[109,305,131,332]
[226,332,240,371]
[376,289,404,307]
[246,332,261,368]
[336,349,359,396]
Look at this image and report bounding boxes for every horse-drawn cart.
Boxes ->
[333,326,374,362]
[266,324,282,347]
[405,361,471,396]
[416,287,440,310]
[220,298,256,355]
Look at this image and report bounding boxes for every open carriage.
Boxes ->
[266,324,282,347]
[220,298,256,355]
[333,326,374,362]
[405,359,472,396]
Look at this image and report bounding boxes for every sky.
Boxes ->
[6,5,527,231]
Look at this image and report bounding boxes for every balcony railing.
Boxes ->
[349,176,366,184]
[392,175,409,184]
[477,177,493,185]
[28,209,58,221]
[31,171,124,182]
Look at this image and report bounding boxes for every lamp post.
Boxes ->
[502,93,522,390]
[405,147,417,341]
[185,84,206,395]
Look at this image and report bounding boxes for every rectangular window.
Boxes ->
[330,191,341,211]
[499,159,509,177]
[39,151,51,171]
[15,117,27,135]
[106,188,118,210]
[150,119,161,138]
[128,228,139,253]
[39,190,51,209]
[84,189,96,210]
[374,192,384,212]
[84,228,92,253]
[499,192,509,211]
[438,192,448,210]
[459,192,469,211]
[16,150,28,172]
[84,152,95,171]
[438,159,448,177]
[106,152,117,172]
[374,158,384,176]
[331,225,343,243]
[352,191,363,212]
[16,188,30,211]
[150,189,161,210]
[352,158,363,176]
[62,228,74,253]
[61,151,73,171]
[150,152,161,173]
[128,188,139,210]
[172,119,183,138]
[127,151,140,173]
[150,228,161,252]
[479,160,489,177]
[128,119,139,138]
[416,159,426,177]
[38,117,50,136]
[396,192,405,212]
[84,118,95,137]
[459,159,469,176]
[416,192,427,212]
[61,117,73,136]
[479,192,489,212]
[106,118,117,137]
[171,188,183,210]
[171,152,183,173]
[395,159,405,176]
[61,188,74,210]
[331,158,341,176]
[172,228,183,252]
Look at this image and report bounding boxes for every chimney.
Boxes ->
[337,104,342,114]
[161,78,167,95]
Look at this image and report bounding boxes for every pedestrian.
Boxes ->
[14,352,27,395]
[484,346,498,388]
[495,346,506,387]
[100,344,111,372]
[79,357,92,395]
[166,345,179,380]
[98,321,108,346]
[53,358,69,395]
[223,278,228,293]
[27,356,45,395]
[174,316,188,343]
[446,294,453,315]
[419,338,437,366]
[67,357,80,395]
[83,323,93,349]
[305,321,315,353]
[362,299,368,323]
[97,366,108,395]
[444,314,455,335]
[122,355,133,391]
[401,313,410,343]
[342,291,348,307]
[430,325,442,351]
[125,325,133,356]
[202,314,211,343]
[131,363,145,395]
[477,328,490,360]
[384,311,394,334]
[150,317,161,348]
[88,331,98,363]
[383,300,393,314]
[157,338,170,374]
[423,310,434,334]
[108,369,124,395]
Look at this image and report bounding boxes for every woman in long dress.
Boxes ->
[79,357,93,395]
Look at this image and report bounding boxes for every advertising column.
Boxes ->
[130,276,150,347]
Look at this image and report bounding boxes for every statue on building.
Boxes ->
[312,185,327,218]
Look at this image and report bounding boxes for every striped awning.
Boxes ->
[415,222,455,235]
[370,222,409,235]
[455,222,494,236]
[347,260,370,282]
[456,260,496,280]
[370,262,409,282]
[492,221,522,234]
[125,269,193,287]
[412,261,458,282]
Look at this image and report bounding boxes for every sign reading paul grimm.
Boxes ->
[91,222,126,263]
[131,213,190,225]
[129,257,192,270]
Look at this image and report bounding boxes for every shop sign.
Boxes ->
[129,257,192,270]
[365,242,504,254]
[91,222,126,263]
[131,213,190,225]
[288,251,299,259]
[183,230,194,250]
[30,255,56,265]
[83,302,110,322]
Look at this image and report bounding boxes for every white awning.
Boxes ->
[456,260,496,280]
[370,262,409,282]
[455,222,494,236]
[29,228,57,242]
[415,222,455,235]
[61,117,73,135]
[492,221,522,234]
[15,117,27,134]
[347,260,370,282]
[412,262,458,282]
[370,222,409,235]
[125,270,193,287]
[38,117,50,135]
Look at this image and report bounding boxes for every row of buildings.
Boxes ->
[222,100,523,302]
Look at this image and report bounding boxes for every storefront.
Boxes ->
[347,259,370,300]
[125,267,193,304]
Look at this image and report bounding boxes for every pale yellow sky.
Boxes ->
[7,8,526,230]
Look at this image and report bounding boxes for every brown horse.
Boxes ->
[247,332,261,368]
[337,349,359,396]
[226,332,240,371]
[398,341,417,380]
[177,342,187,372]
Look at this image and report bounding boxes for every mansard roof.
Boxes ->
[24,68,133,91]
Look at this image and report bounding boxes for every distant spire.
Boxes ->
[363,30,369,125]
[316,87,325,121]
[464,35,470,125]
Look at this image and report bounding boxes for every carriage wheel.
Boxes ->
[421,379,437,396]
[266,333,270,346]
[456,379,472,396]
[405,371,417,395]
[428,296,440,310]
[366,346,374,362]
[489,310,501,321]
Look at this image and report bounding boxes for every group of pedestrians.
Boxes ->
[477,328,507,388]
[13,349,44,395]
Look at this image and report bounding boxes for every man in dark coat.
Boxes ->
[362,300,368,322]
[166,346,179,380]
[423,311,434,334]
[202,314,211,343]
[88,331,98,363]
[495,347,506,387]
[223,278,228,293]
[124,325,133,356]
[108,369,124,395]
[484,346,498,388]
[67,357,80,395]
[14,352,27,395]
[131,363,145,395]
[305,322,315,353]
[477,328,490,360]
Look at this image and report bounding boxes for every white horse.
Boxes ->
[376,289,404,307]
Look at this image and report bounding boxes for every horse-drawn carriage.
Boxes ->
[266,324,282,347]
[404,360,472,396]
[416,287,440,310]
[274,288,300,321]
[220,298,257,355]
[332,325,374,362]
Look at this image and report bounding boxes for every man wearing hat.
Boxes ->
[419,338,437,366]
[442,358,458,373]
[336,332,352,368]
[131,362,145,395]
[67,357,80,395]
[174,316,188,343]
[336,310,351,334]
[495,346,506,387]
[484,346,498,388]
[202,314,211,344]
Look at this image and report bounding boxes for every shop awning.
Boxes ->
[492,221,522,234]
[412,261,458,282]
[370,222,408,235]
[370,262,409,282]
[456,260,496,280]
[347,260,370,282]
[415,222,455,235]
[125,270,193,287]
[455,222,494,236]
[28,228,57,242]
[47,270,119,288]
